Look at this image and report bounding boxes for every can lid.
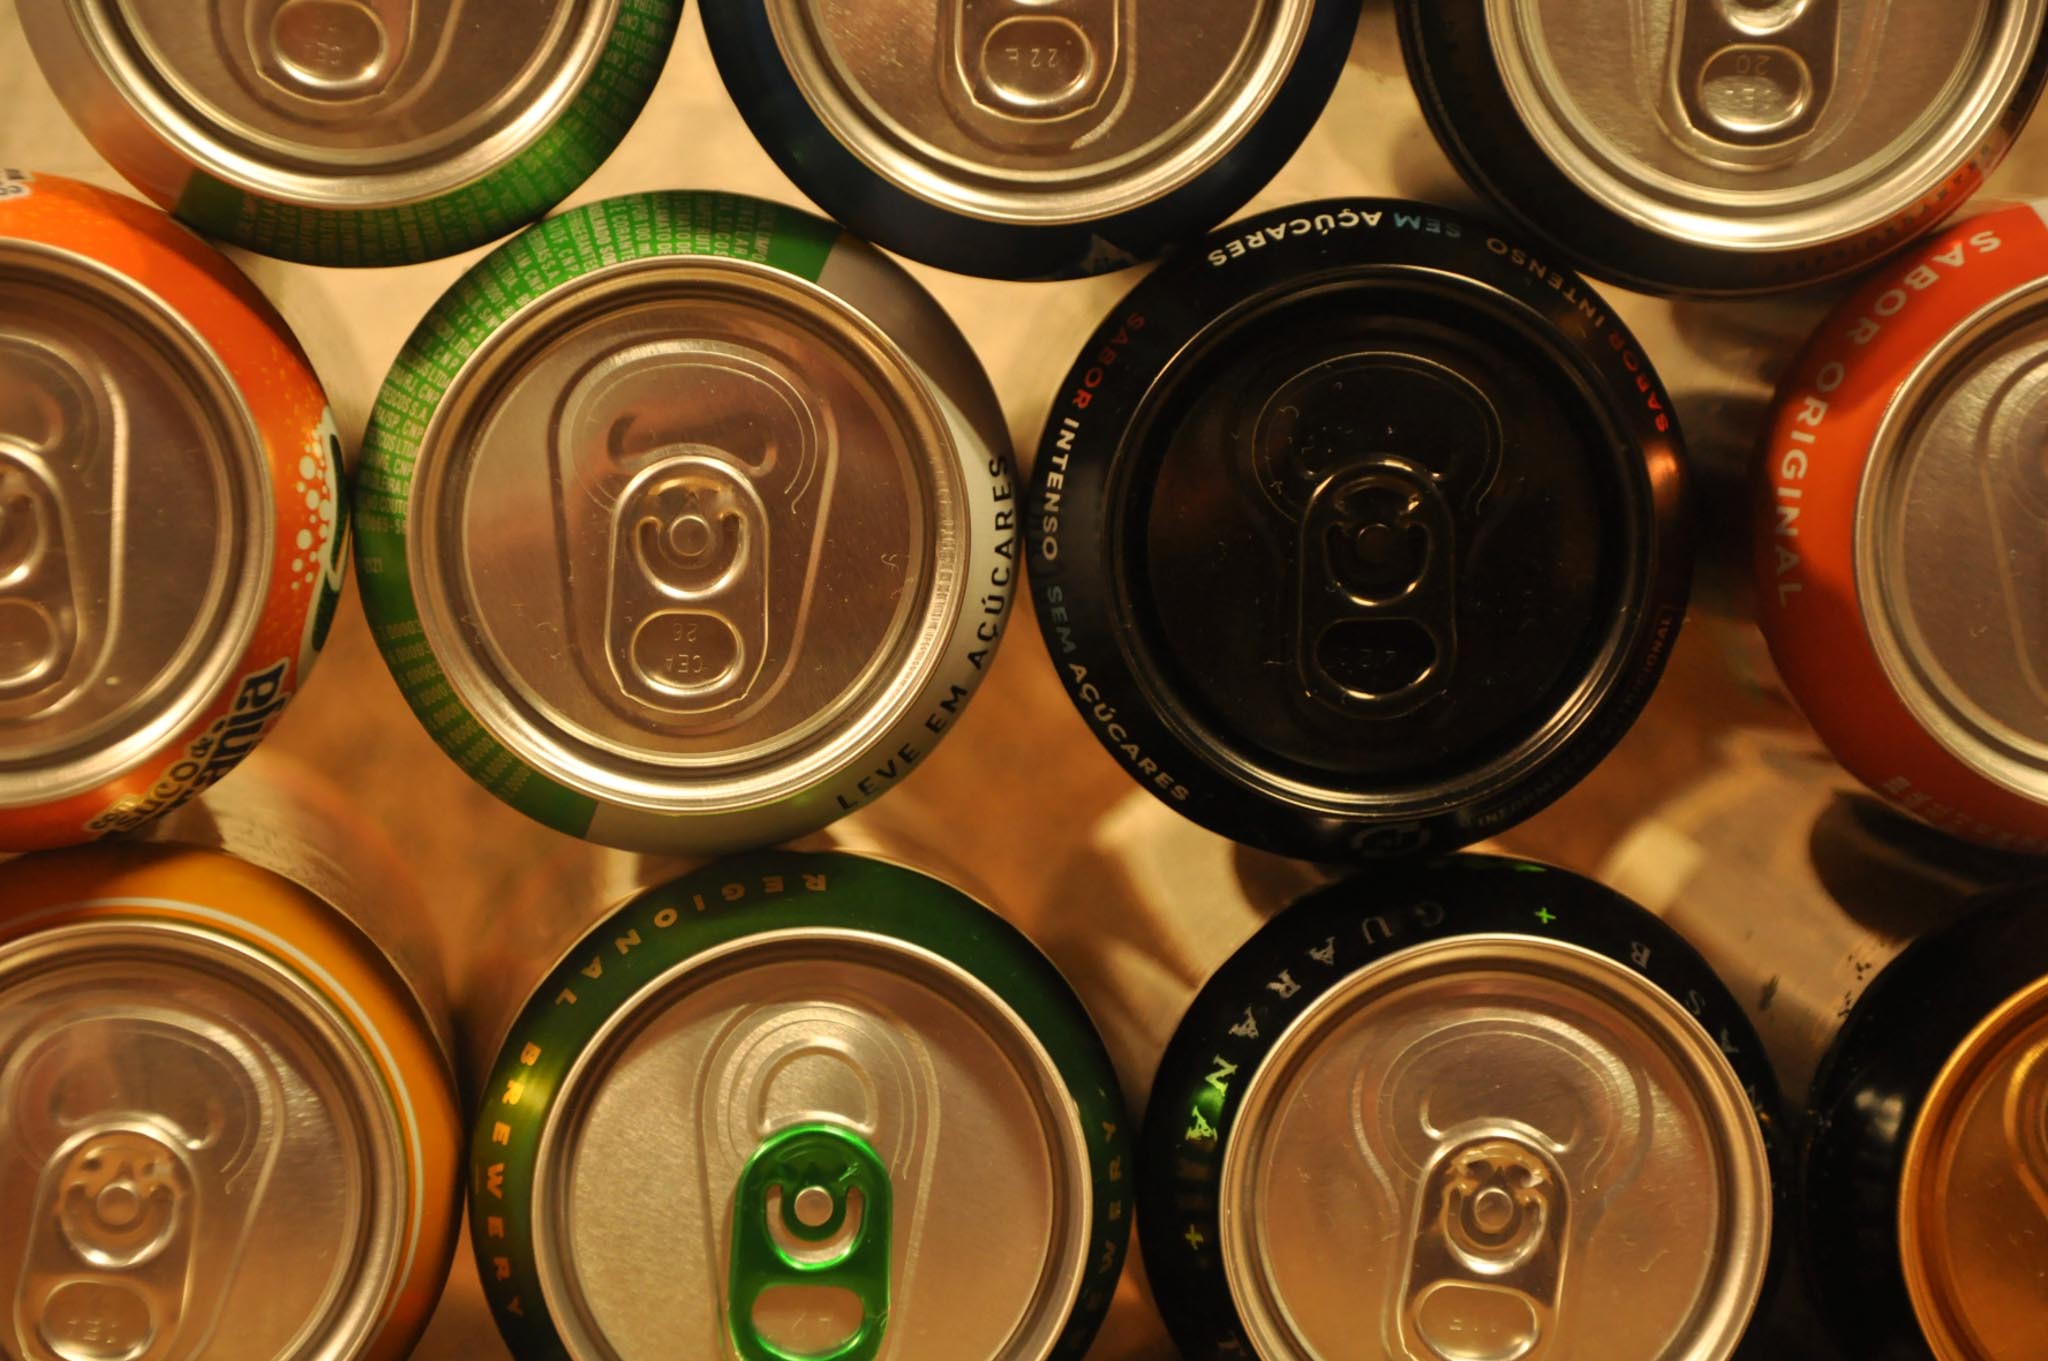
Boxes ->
[755,0,1315,225]
[1219,935,1771,1361]
[1899,972,2048,1361]
[0,243,268,808]
[531,929,1094,1360]
[0,918,407,1361]
[72,0,616,209]
[410,256,963,821]
[1858,281,2048,810]
[1475,0,2043,258]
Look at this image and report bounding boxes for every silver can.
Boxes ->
[355,190,1017,855]
[0,748,465,1361]
[21,0,683,266]
[461,848,1130,1361]
[1398,0,2048,294]
[701,0,1364,278]
[1140,855,1781,1360]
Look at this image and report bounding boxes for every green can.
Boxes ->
[354,190,1016,853]
[22,0,683,266]
[466,850,1129,1361]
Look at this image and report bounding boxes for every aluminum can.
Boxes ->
[20,0,683,267]
[1756,201,2048,854]
[464,849,1130,1361]
[0,170,343,852]
[355,190,1015,855]
[1804,887,2048,1361]
[1397,0,2048,296]
[0,750,464,1361]
[1027,198,1691,863]
[700,0,1362,280]
[1139,855,1783,1361]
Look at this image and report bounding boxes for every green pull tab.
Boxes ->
[727,1123,893,1361]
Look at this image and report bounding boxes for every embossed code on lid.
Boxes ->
[0,244,266,808]
[530,932,1093,1361]
[1859,282,2048,810]
[763,0,1315,222]
[0,922,405,1361]
[1219,936,1771,1361]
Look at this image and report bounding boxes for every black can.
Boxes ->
[1803,883,2048,1361]
[1027,199,1690,862]
[1138,856,1785,1361]
[701,0,1361,280]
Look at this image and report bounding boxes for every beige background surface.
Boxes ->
[4,2,2045,1357]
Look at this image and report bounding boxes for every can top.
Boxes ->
[67,0,618,209]
[1899,972,2048,1361]
[1858,280,2048,812]
[0,240,268,808]
[530,929,1094,1360]
[761,0,1314,224]
[408,253,965,820]
[0,915,408,1361]
[1218,934,1771,1361]
[1481,0,2045,256]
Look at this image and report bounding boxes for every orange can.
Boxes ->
[0,170,343,850]
[1756,202,2048,853]
[0,751,462,1361]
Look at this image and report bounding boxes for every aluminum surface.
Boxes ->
[531,930,1093,1361]
[0,920,405,1361]
[1901,975,2048,1361]
[0,241,267,807]
[1484,0,2046,250]
[41,0,613,206]
[1859,281,2048,811]
[1219,935,1771,1361]
[764,0,1314,222]
[410,257,959,814]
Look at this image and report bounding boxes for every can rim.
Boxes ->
[0,913,412,1361]
[1215,932,1773,1361]
[0,240,271,811]
[1898,970,2048,1361]
[1856,278,2048,808]
[758,0,1314,227]
[56,0,621,212]
[529,926,1095,1361]
[406,254,967,818]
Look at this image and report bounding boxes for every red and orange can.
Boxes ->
[0,170,343,850]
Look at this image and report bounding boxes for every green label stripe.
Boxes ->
[467,851,1131,1361]
[353,191,845,838]
[175,0,683,266]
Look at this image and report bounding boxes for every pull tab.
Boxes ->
[1975,367,2048,714]
[943,0,1128,144]
[0,447,78,704]
[1399,1134,1569,1361]
[605,453,769,716]
[1673,0,1840,151]
[248,0,414,100]
[2011,1043,2048,1223]
[1297,460,1458,718]
[727,1124,893,1361]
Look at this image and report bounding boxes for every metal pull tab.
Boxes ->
[2011,1044,2048,1223]
[727,1124,893,1361]
[943,0,1128,143]
[1399,1133,1569,1361]
[1673,0,1841,150]
[1297,460,1458,718]
[245,0,416,101]
[0,448,79,705]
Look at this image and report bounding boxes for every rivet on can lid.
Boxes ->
[1218,936,1771,1361]
[529,932,1093,1361]
[1857,281,2048,810]
[761,0,1317,223]
[0,245,268,809]
[0,922,408,1361]
[1900,973,2048,1361]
